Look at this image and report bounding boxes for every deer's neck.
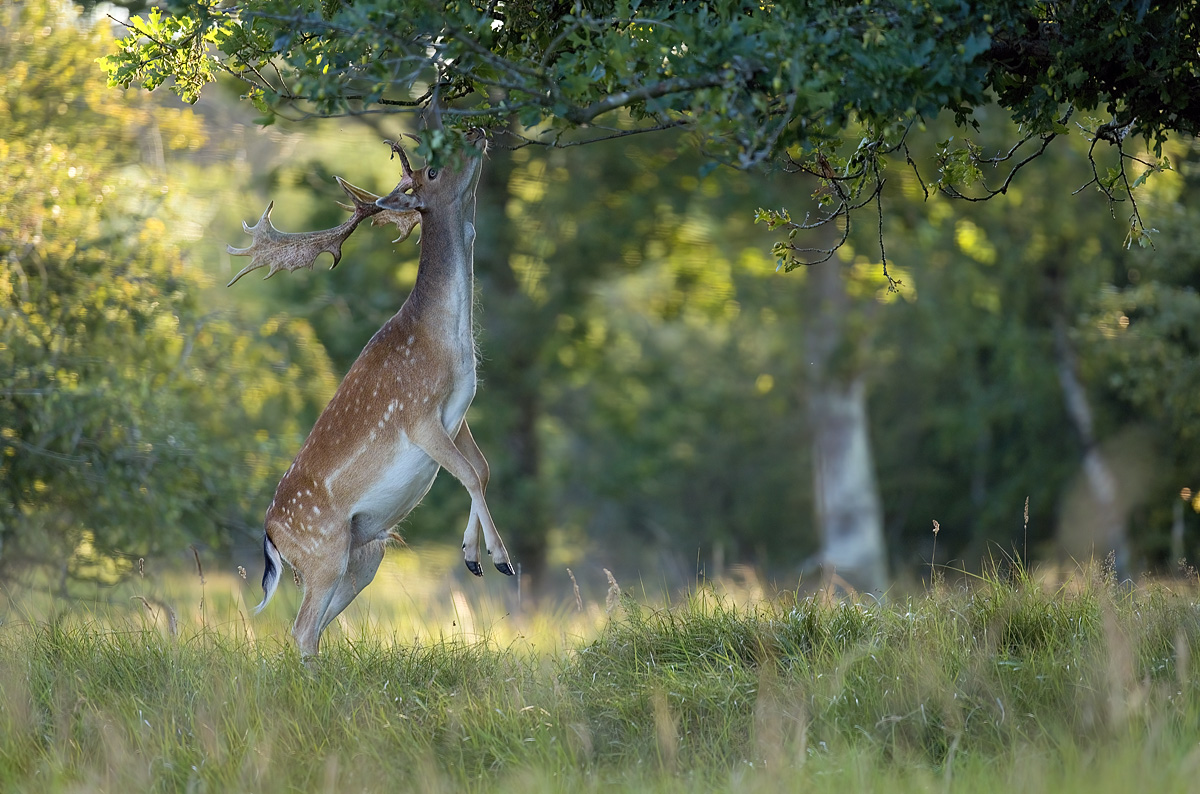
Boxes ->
[408,209,476,341]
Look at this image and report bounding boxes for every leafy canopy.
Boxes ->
[102,1,1197,266]
[2,0,336,582]
[102,1,1200,147]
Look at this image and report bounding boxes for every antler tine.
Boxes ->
[333,176,385,213]
[384,138,416,182]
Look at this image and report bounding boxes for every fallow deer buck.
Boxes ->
[228,129,513,655]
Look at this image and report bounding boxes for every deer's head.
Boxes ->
[376,129,487,214]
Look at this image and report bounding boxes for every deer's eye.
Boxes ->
[427,168,439,180]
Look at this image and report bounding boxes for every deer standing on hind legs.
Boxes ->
[227,128,513,656]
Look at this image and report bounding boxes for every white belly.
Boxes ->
[351,436,441,538]
[345,367,475,542]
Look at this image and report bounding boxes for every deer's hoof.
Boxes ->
[495,562,515,577]
[465,560,484,577]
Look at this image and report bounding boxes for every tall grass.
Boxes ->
[1,555,1198,792]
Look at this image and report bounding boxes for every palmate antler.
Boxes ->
[226,141,421,286]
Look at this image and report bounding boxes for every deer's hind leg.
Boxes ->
[290,531,349,656]
[317,538,386,635]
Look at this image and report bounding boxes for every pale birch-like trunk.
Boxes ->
[810,378,888,590]
[1052,317,1129,575]
[805,261,888,592]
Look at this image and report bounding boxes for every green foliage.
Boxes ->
[1083,197,1200,451]
[99,1,1200,147]
[99,5,223,103]
[852,117,1200,570]
[99,1,1200,261]
[1,574,1199,790]
[39,0,1193,583]
[1076,179,1200,543]
[0,0,336,581]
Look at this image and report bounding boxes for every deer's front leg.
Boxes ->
[453,421,489,575]
[410,418,514,577]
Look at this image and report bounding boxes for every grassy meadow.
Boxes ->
[1,549,1199,793]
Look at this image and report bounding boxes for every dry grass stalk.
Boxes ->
[603,568,621,614]
[189,545,206,585]
[1023,495,1030,565]
[567,567,583,612]
[131,595,156,622]
[931,519,940,587]
[1176,627,1191,694]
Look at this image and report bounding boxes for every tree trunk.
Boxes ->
[1172,499,1185,569]
[474,143,550,593]
[805,261,888,592]
[1052,317,1130,575]
[810,378,888,590]
[506,379,547,588]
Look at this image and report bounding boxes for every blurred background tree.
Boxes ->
[865,120,1200,578]
[0,0,335,590]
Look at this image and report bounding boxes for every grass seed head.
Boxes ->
[604,568,621,614]
[567,567,583,612]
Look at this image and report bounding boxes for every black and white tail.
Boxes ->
[253,533,283,615]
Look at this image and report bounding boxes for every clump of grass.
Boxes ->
[0,562,1198,792]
